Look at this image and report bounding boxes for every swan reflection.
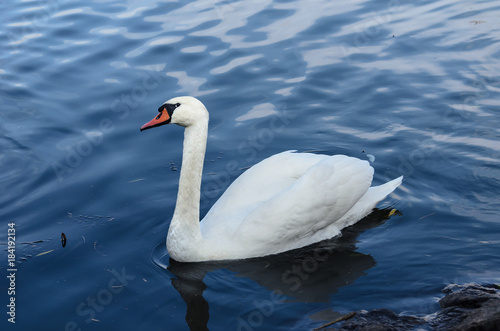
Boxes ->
[154,209,394,330]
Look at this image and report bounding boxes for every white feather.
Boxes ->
[144,97,403,262]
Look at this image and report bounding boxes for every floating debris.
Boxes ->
[418,211,435,220]
[19,240,44,245]
[36,250,54,257]
[93,241,107,256]
[127,178,145,183]
[313,311,357,330]
[61,233,67,248]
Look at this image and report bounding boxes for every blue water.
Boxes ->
[1,0,500,330]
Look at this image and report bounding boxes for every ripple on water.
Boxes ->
[1,0,500,330]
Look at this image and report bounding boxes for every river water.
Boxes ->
[1,0,499,330]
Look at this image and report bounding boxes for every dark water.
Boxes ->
[1,0,499,330]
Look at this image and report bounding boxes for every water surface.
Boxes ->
[1,0,499,330]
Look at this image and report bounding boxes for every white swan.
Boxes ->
[141,96,403,262]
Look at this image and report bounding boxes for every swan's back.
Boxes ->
[199,151,400,260]
[200,151,327,237]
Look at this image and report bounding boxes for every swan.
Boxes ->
[141,96,403,262]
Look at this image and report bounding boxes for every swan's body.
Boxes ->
[141,97,403,262]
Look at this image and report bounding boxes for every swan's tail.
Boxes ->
[368,175,403,202]
[333,175,403,231]
[304,175,403,246]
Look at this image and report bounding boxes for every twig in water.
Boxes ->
[418,212,435,220]
[18,240,44,245]
[312,312,357,330]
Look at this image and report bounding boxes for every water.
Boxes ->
[1,0,499,330]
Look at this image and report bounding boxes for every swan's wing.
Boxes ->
[301,174,403,247]
[200,151,327,237]
[234,155,374,256]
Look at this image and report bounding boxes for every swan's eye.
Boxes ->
[157,103,179,114]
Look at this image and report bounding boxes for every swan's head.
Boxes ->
[140,96,208,131]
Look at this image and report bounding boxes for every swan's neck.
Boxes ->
[167,120,208,261]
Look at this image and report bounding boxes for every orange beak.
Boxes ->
[140,109,171,131]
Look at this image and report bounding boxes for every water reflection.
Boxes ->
[154,209,393,330]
